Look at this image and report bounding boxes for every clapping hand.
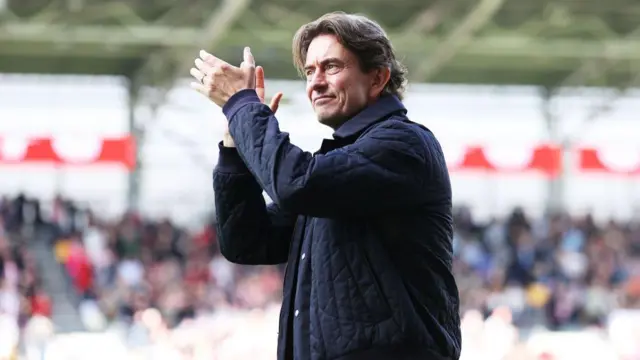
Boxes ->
[255,66,283,113]
[190,47,282,112]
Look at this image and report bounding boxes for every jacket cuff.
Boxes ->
[222,89,262,120]
[216,141,250,174]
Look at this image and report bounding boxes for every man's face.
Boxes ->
[304,34,377,128]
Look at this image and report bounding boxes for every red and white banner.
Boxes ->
[444,143,561,177]
[578,146,640,175]
[2,137,640,178]
[0,135,135,169]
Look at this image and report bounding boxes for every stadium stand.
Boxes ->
[0,196,53,359]
[30,197,640,359]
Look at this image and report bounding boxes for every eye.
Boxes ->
[305,68,314,78]
[325,63,340,74]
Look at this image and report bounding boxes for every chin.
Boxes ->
[316,113,346,130]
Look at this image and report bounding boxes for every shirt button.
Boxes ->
[301,253,306,260]
[294,310,299,317]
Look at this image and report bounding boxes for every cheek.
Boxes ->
[330,77,350,102]
[340,76,367,102]
[331,77,350,93]
[305,84,313,101]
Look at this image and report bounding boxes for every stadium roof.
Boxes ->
[2,0,640,89]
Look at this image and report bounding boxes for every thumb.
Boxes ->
[269,92,283,113]
[243,47,255,68]
[255,66,266,102]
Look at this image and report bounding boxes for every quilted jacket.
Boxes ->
[213,89,461,360]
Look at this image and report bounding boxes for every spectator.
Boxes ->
[452,206,640,330]
[41,197,640,358]
[0,196,51,359]
[48,198,284,332]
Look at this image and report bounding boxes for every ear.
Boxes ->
[369,67,391,98]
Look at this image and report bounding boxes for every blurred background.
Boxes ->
[1,0,640,359]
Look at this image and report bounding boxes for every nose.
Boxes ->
[308,70,328,93]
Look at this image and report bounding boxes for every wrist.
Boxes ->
[222,132,235,147]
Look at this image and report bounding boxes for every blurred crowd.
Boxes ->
[50,196,283,331]
[47,199,640,333]
[50,198,640,332]
[453,207,640,330]
[3,193,640,358]
[0,195,53,359]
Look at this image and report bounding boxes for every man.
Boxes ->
[190,12,461,360]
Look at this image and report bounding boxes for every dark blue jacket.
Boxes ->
[213,89,461,360]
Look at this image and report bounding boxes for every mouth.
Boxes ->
[313,96,334,105]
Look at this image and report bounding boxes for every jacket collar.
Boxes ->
[332,95,407,139]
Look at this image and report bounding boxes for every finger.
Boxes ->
[269,92,283,113]
[255,66,265,102]
[256,66,265,88]
[189,68,205,82]
[200,49,212,59]
[200,50,222,66]
[243,47,255,68]
[189,82,208,96]
[199,51,234,72]
[194,58,213,73]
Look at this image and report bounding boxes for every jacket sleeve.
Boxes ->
[223,89,446,218]
[213,142,295,265]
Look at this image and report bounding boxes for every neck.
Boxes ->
[322,101,373,130]
[322,116,349,130]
